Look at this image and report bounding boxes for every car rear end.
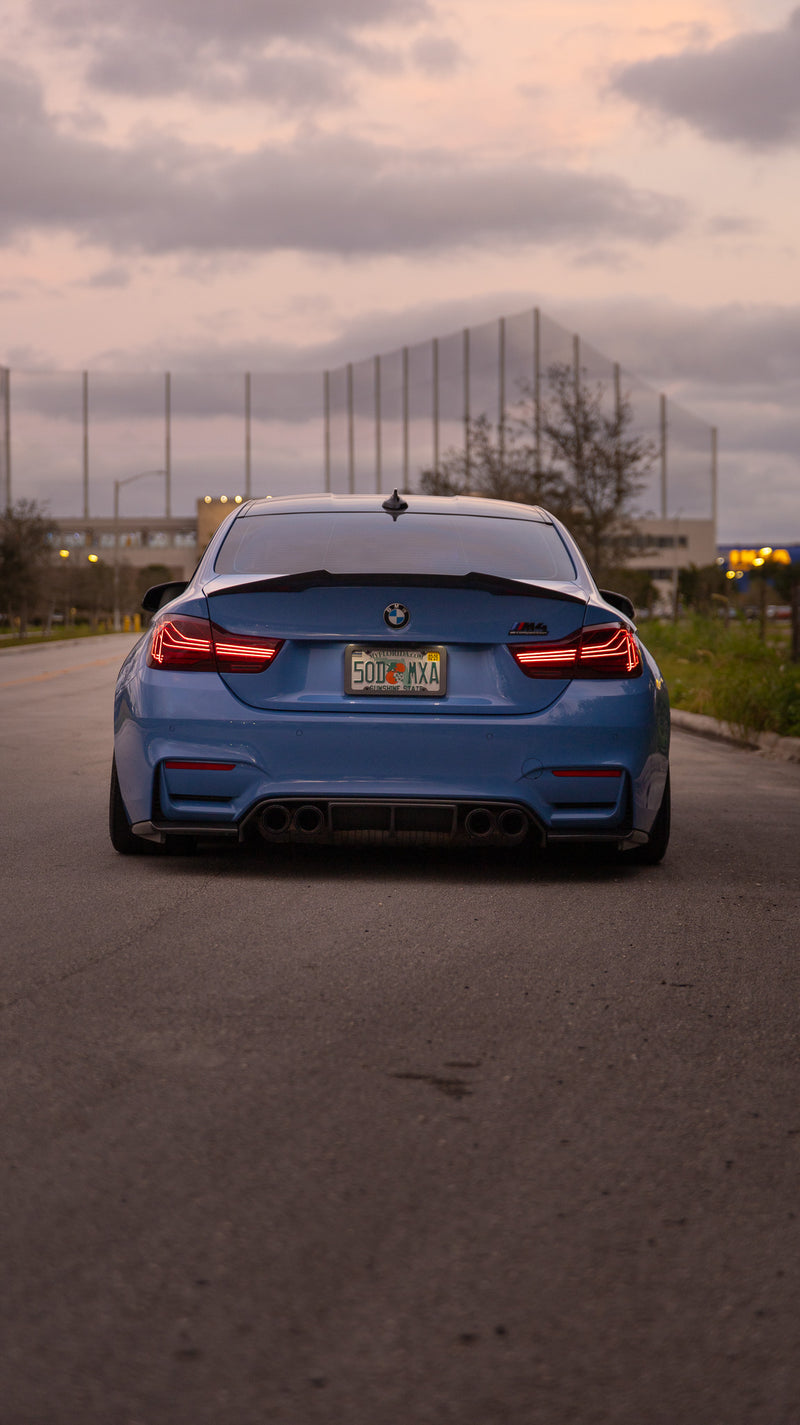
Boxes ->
[112,495,669,853]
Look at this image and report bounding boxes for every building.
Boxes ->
[50,497,248,582]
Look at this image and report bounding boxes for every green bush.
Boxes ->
[643,616,799,739]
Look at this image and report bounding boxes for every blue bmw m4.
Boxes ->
[110,492,670,862]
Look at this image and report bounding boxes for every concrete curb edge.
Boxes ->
[670,708,800,764]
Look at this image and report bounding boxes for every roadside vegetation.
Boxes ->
[1,500,171,643]
[0,624,134,649]
[643,615,800,740]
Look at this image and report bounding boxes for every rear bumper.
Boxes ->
[115,665,668,846]
[132,794,649,851]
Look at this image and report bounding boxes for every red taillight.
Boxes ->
[509,623,641,679]
[213,630,283,674]
[148,616,215,670]
[147,616,283,673]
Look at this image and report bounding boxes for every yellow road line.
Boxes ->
[0,656,122,689]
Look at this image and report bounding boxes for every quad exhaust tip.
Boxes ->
[464,806,528,843]
[464,807,496,839]
[258,802,326,840]
[497,807,528,841]
[257,799,534,846]
[292,805,325,836]
[260,803,292,835]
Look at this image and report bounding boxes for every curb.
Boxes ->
[671,708,800,764]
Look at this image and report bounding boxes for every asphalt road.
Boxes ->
[2,633,799,1425]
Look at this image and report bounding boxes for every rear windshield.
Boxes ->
[214,512,577,581]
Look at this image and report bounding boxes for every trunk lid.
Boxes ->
[203,573,587,715]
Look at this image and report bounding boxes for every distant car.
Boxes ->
[110,492,670,863]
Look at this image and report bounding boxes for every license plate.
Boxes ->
[345,645,447,696]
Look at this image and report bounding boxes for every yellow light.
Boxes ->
[234,495,243,504]
[725,570,735,580]
[220,495,228,504]
[736,571,744,579]
[753,557,764,566]
[59,548,70,558]
[758,547,773,558]
[88,553,99,563]
[204,495,212,504]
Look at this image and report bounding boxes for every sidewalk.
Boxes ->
[671,708,800,764]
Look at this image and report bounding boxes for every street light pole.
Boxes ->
[113,469,167,632]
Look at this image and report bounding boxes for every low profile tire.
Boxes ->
[627,770,670,865]
[109,757,161,856]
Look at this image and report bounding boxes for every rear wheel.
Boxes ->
[627,770,670,865]
[109,757,161,855]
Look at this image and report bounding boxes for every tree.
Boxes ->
[533,362,655,579]
[0,500,57,634]
[419,412,565,510]
[677,562,729,616]
[602,566,659,614]
[419,363,655,584]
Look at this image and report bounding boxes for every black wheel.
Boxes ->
[109,757,161,855]
[627,770,670,865]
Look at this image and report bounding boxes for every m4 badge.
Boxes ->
[508,620,549,635]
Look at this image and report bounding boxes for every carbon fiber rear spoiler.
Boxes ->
[204,569,586,604]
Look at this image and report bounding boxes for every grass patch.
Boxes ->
[0,624,126,650]
[642,616,800,739]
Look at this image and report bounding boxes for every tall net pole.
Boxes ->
[82,371,89,518]
[164,372,172,517]
[463,328,471,485]
[244,372,252,498]
[323,370,331,493]
[1,367,11,508]
[498,317,506,470]
[402,346,410,489]
[711,426,718,536]
[660,393,668,518]
[374,355,382,493]
[432,337,439,476]
[346,363,355,494]
[533,308,541,476]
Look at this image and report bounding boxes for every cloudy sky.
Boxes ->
[1,0,798,538]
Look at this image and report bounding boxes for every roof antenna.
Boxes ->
[382,489,409,517]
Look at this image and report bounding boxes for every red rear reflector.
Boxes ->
[552,768,623,778]
[164,761,236,771]
[147,615,283,673]
[509,623,640,678]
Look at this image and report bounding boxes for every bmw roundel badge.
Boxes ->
[384,602,410,630]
